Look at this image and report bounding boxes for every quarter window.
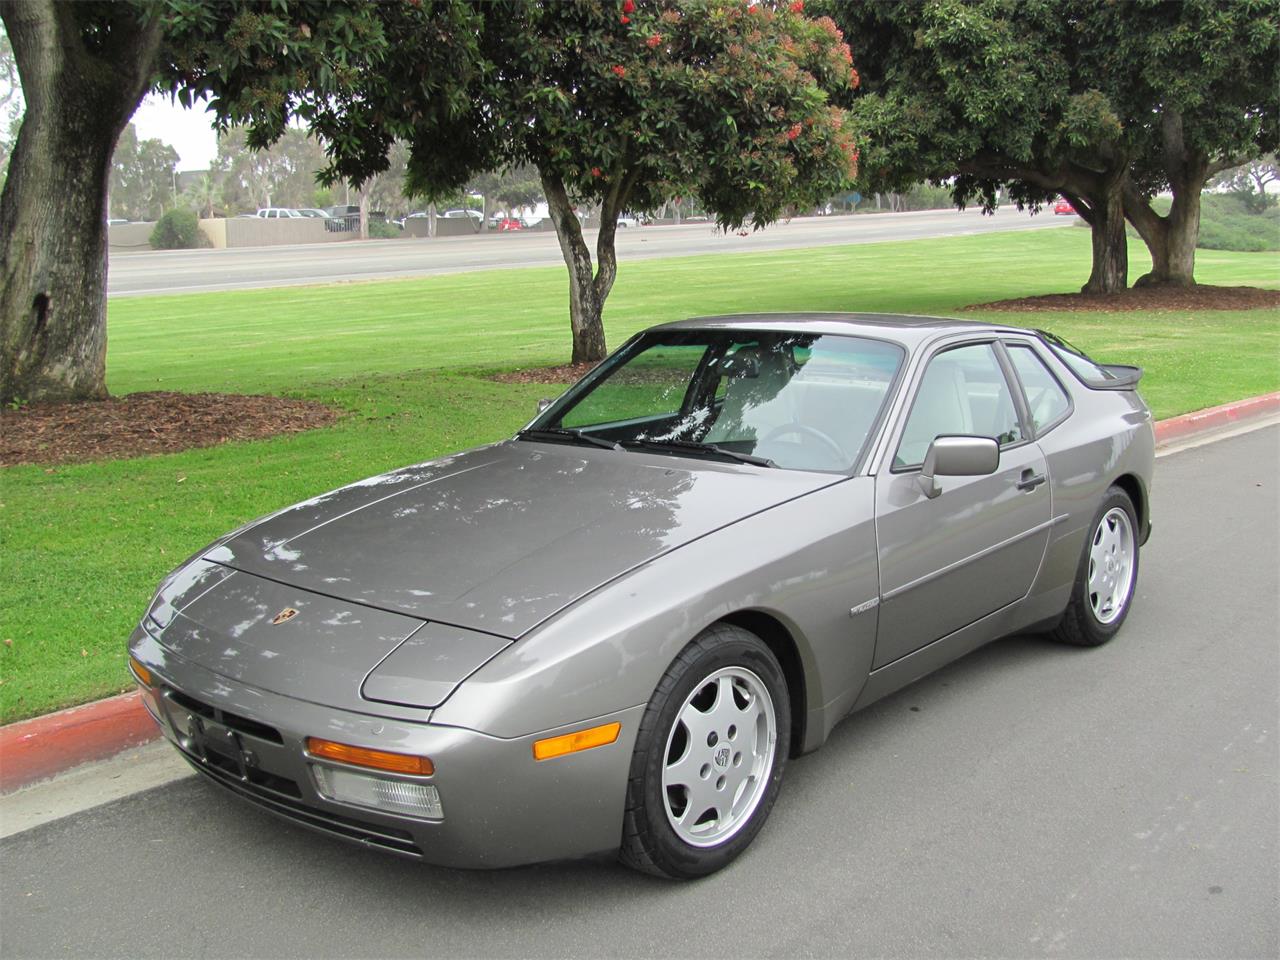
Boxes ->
[1008,344,1071,433]
[896,343,1023,468]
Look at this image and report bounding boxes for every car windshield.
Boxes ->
[526,330,904,472]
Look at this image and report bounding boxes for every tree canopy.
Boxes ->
[835,0,1279,291]
[109,122,178,221]
[160,0,860,362]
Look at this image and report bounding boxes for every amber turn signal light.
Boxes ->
[532,721,621,761]
[128,656,153,687]
[305,737,434,776]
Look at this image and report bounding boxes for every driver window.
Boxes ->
[896,343,1023,468]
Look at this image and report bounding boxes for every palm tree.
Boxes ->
[183,173,222,219]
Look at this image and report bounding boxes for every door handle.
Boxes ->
[1017,469,1047,492]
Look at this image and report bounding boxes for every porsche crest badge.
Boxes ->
[271,607,299,625]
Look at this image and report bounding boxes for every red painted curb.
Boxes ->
[0,690,159,794]
[2,392,1276,793]
[1154,392,1280,445]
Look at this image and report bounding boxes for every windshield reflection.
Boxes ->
[530,331,904,472]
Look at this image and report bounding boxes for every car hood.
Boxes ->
[203,440,839,639]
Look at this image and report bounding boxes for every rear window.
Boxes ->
[1036,330,1140,388]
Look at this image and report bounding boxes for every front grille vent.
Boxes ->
[166,688,284,744]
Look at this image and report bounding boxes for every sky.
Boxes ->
[131,94,219,172]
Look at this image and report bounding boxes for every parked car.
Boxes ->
[442,209,483,222]
[296,208,332,219]
[494,217,525,232]
[128,313,1153,878]
[1053,198,1076,215]
[254,207,305,219]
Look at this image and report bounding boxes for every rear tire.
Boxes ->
[620,624,789,879]
[1052,486,1139,647]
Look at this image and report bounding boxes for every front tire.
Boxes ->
[620,624,789,879]
[1052,486,1140,647]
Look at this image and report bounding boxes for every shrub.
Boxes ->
[1194,193,1280,252]
[368,219,402,239]
[149,209,206,250]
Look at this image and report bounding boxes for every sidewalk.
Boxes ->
[2,390,1276,794]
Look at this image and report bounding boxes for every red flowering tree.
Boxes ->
[447,0,860,362]
[160,0,858,364]
[496,1,859,361]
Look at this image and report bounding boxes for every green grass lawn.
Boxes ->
[2,227,1277,722]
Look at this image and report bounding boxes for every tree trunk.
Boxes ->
[1125,182,1202,288]
[541,169,609,364]
[357,185,370,239]
[0,1,160,404]
[1126,112,1208,288]
[1067,173,1128,294]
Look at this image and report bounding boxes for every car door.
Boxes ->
[872,341,1051,669]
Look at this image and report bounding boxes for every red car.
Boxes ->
[1053,198,1076,215]
[495,217,524,232]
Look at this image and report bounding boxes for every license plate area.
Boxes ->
[159,689,271,782]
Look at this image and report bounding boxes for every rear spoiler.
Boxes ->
[1090,364,1143,390]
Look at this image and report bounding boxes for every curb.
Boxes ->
[1152,392,1280,445]
[3,392,1277,795]
[0,691,158,793]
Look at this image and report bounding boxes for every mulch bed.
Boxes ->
[1,391,339,467]
[967,284,1280,313]
[491,361,601,385]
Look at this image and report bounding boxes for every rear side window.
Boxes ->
[1038,330,1117,382]
[1008,345,1071,433]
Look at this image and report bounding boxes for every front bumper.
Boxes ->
[129,625,643,869]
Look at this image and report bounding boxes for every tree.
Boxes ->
[0,0,397,404]
[163,0,859,364]
[837,0,1137,294]
[1104,0,1279,286]
[836,0,1279,293]
[211,125,330,213]
[486,167,543,221]
[109,122,179,221]
[363,140,411,219]
[182,171,222,219]
[0,0,163,402]
[1212,155,1279,214]
[485,1,860,361]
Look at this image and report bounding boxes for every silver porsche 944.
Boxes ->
[128,313,1153,878]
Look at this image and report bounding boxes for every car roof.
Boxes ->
[650,312,1035,347]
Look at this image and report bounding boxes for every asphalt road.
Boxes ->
[3,425,1276,960]
[106,208,1073,297]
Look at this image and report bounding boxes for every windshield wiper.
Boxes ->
[517,427,621,451]
[623,438,775,467]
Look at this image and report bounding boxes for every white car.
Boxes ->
[617,213,640,228]
[442,209,483,222]
[255,208,304,219]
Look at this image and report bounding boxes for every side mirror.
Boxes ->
[918,435,999,499]
[536,398,553,414]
